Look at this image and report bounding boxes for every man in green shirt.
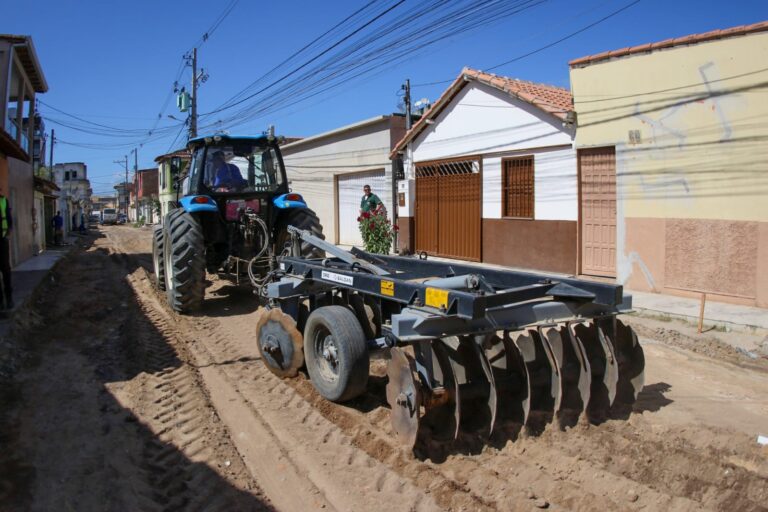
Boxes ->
[359,184,383,214]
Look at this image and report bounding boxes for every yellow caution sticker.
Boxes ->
[380,280,395,297]
[425,287,449,309]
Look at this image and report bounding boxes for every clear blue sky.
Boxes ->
[4,0,767,195]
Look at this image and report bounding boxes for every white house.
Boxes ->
[391,68,578,274]
[53,162,92,231]
[281,115,407,247]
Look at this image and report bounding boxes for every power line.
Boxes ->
[413,0,643,87]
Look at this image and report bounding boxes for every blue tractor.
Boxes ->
[152,132,324,313]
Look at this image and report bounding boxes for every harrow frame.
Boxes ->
[257,227,645,451]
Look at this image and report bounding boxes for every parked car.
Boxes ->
[102,208,118,225]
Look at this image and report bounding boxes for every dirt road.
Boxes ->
[1,226,767,511]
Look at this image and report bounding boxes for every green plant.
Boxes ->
[358,210,398,254]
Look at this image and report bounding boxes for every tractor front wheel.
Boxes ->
[164,209,206,313]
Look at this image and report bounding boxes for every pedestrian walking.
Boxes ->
[0,188,13,310]
[52,210,64,245]
[359,184,386,216]
[79,212,86,233]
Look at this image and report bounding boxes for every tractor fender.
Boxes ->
[179,195,218,213]
[273,193,308,209]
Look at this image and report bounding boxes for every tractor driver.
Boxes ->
[211,151,248,191]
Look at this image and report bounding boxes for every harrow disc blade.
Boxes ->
[513,330,558,426]
[427,340,461,442]
[540,326,590,427]
[255,307,305,378]
[441,336,496,438]
[570,321,619,423]
[612,319,645,406]
[386,347,422,448]
[485,333,530,426]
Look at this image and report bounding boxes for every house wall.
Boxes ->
[400,82,578,273]
[571,30,768,306]
[282,116,403,245]
[8,155,34,264]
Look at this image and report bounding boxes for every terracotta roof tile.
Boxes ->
[391,68,573,157]
[570,20,768,67]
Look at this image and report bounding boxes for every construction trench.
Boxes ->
[1,226,767,512]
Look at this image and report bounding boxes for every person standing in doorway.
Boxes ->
[52,210,64,245]
[359,184,385,215]
[0,188,13,309]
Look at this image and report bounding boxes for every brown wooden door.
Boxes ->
[415,174,439,254]
[415,158,481,261]
[579,147,617,277]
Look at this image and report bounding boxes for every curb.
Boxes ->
[629,307,766,335]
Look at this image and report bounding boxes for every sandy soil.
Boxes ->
[1,225,767,512]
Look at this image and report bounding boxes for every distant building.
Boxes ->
[90,194,117,212]
[155,149,190,224]
[135,167,159,223]
[0,34,49,263]
[114,182,132,218]
[53,162,92,231]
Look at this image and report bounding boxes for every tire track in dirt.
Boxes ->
[100,235,271,512]
[127,268,440,512]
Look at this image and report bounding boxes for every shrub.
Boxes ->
[358,210,398,254]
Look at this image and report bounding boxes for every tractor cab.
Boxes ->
[184,134,288,198]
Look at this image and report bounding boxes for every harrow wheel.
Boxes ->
[304,306,369,402]
[255,307,304,378]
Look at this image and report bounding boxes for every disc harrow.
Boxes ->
[256,227,646,453]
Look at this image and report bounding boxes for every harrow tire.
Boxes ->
[152,226,166,291]
[164,209,206,314]
[304,306,369,402]
[276,208,325,259]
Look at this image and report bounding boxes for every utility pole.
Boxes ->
[48,128,55,182]
[190,48,198,139]
[132,148,139,222]
[402,78,412,130]
[393,78,412,254]
[114,156,128,217]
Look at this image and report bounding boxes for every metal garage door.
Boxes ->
[415,157,481,261]
[337,169,387,247]
[579,147,616,277]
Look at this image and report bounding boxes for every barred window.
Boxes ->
[502,157,534,219]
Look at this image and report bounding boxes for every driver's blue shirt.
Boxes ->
[213,163,247,188]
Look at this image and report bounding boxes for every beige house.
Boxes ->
[569,21,768,307]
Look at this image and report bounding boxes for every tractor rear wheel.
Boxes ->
[152,226,166,291]
[164,209,206,313]
[276,208,325,258]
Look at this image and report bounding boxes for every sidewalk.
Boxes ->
[631,291,768,333]
[0,237,79,330]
